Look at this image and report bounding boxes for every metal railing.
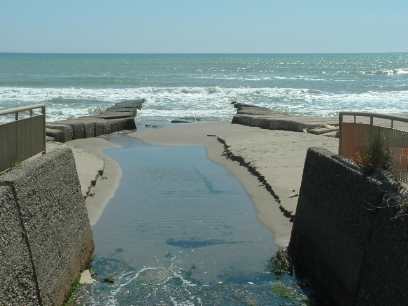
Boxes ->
[0,105,46,172]
[339,112,408,183]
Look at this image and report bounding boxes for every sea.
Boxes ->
[1,53,408,123]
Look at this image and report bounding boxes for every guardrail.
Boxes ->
[0,105,46,172]
[339,111,408,183]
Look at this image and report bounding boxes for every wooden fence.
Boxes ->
[0,105,46,172]
[339,112,408,183]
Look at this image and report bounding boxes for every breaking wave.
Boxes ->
[362,68,408,76]
[1,86,408,121]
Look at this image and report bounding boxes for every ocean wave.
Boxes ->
[362,68,408,76]
[1,86,408,121]
[192,75,273,81]
[193,75,328,82]
[273,76,326,81]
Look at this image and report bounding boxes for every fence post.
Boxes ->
[42,106,46,154]
[338,112,343,155]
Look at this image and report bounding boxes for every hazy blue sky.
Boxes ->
[1,0,407,53]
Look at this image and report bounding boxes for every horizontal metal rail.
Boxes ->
[339,112,408,129]
[0,105,46,172]
[0,104,45,116]
[338,111,408,184]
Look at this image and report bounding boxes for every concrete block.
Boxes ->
[95,111,135,119]
[46,128,65,143]
[46,124,73,142]
[108,117,136,132]
[0,186,41,306]
[106,107,138,114]
[56,120,86,139]
[0,146,94,306]
[232,115,313,132]
[82,121,96,138]
[81,117,113,136]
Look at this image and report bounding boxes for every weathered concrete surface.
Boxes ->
[46,99,143,142]
[46,123,74,142]
[0,186,41,305]
[106,117,136,132]
[289,147,408,306]
[0,145,94,306]
[46,128,67,143]
[232,103,338,135]
[356,207,408,306]
[94,111,136,119]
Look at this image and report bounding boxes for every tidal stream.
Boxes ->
[74,136,309,305]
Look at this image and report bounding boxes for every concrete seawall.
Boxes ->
[0,145,94,305]
[231,103,339,136]
[289,147,408,306]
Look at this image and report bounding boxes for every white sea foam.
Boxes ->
[1,86,408,122]
[100,261,200,306]
[273,75,327,81]
[396,68,408,75]
[363,68,408,76]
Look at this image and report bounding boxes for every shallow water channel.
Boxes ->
[74,136,309,305]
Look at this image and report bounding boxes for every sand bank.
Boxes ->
[130,122,338,246]
[66,137,122,226]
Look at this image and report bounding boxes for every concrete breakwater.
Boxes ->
[231,103,339,137]
[46,99,144,142]
[0,145,94,305]
[289,147,408,306]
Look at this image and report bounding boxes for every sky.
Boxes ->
[1,0,408,53]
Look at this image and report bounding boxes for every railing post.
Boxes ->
[15,111,18,165]
[42,106,46,154]
[339,112,343,155]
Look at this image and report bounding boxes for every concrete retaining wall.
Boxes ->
[0,186,40,305]
[0,145,94,305]
[289,147,408,306]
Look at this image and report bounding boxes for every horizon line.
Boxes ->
[1,51,407,55]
